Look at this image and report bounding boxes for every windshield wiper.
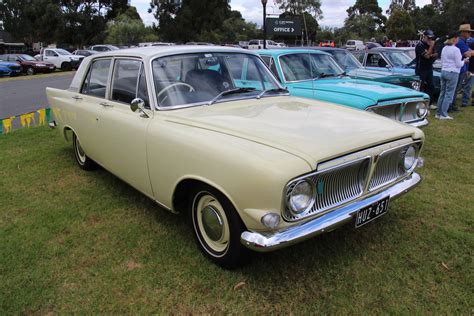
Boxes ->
[314,73,336,79]
[256,87,289,99]
[208,87,256,105]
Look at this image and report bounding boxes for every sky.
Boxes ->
[131,0,433,28]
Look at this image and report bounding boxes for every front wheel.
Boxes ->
[189,185,249,269]
[61,62,72,71]
[72,133,97,171]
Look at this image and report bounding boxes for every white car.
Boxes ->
[346,40,365,51]
[39,48,84,70]
[248,40,279,50]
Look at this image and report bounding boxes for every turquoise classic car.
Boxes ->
[256,49,429,127]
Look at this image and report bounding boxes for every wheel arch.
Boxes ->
[62,125,75,142]
[172,176,244,226]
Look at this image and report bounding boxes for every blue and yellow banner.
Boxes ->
[0,108,51,135]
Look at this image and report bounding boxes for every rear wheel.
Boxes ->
[72,133,97,171]
[189,184,249,269]
[26,67,35,75]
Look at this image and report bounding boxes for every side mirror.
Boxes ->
[130,98,149,118]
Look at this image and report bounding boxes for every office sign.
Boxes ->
[266,18,302,36]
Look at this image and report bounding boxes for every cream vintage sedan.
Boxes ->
[46,46,424,268]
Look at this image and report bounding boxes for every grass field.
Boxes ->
[1,108,473,314]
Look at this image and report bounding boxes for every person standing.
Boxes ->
[461,38,474,106]
[450,23,474,111]
[436,32,467,120]
[415,30,438,109]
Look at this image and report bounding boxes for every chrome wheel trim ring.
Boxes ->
[74,136,86,165]
[193,192,230,256]
[27,68,34,75]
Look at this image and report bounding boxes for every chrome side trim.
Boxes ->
[241,172,421,252]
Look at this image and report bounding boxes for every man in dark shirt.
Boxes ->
[452,24,474,110]
[463,39,474,106]
[415,30,438,108]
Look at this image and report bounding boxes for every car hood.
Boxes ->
[162,96,422,168]
[288,77,425,103]
[347,67,417,82]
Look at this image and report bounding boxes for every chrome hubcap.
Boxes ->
[201,206,223,242]
[194,193,230,255]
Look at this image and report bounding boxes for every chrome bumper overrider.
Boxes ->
[409,118,429,128]
[241,172,421,252]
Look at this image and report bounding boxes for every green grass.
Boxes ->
[1,108,473,314]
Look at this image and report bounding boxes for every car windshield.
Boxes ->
[56,49,72,55]
[383,51,413,67]
[152,52,283,108]
[279,53,344,81]
[330,50,362,71]
[19,54,36,61]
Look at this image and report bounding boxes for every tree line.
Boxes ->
[1,0,473,48]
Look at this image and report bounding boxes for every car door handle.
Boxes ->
[100,102,113,107]
[72,95,82,100]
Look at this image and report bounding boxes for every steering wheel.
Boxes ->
[157,82,195,104]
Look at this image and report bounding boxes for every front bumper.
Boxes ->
[241,172,421,252]
[409,118,429,128]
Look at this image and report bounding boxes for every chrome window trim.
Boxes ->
[108,57,143,106]
[79,57,114,100]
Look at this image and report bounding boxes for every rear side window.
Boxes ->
[81,59,111,98]
[111,59,149,108]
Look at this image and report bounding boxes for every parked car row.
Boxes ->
[0,53,55,76]
[46,45,426,268]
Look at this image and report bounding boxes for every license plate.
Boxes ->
[355,196,390,228]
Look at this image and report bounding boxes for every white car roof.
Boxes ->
[69,45,258,93]
[91,45,254,60]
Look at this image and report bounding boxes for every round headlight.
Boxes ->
[411,80,421,91]
[403,145,417,170]
[416,102,428,118]
[288,180,314,214]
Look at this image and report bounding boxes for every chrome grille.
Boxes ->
[369,146,408,191]
[371,103,401,121]
[284,157,370,221]
[401,102,420,122]
[370,102,423,124]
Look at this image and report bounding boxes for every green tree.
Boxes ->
[386,7,415,40]
[0,0,62,44]
[105,13,148,46]
[410,4,448,38]
[149,0,232,43]
[344,0,387,40]
[275,0,322,19]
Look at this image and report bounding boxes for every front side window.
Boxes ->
[111,59,149,108]
[367,53,387,67]
[331,51,362,71]
[56,49,71,56]
[383,51,412,67]
[152,52,281,108]
[81,59,111,98]
[279,53,344,82]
